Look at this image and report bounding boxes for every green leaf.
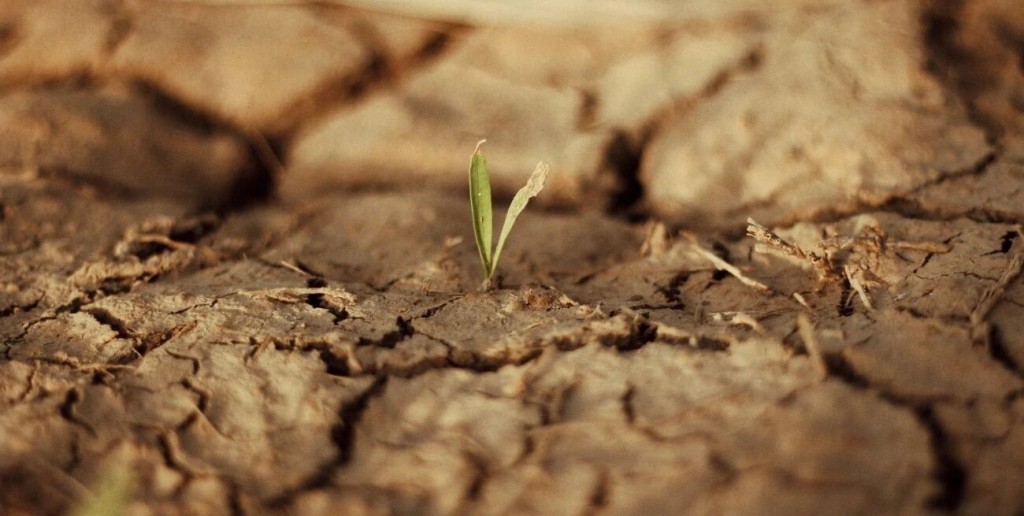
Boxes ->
[468,140,493,277]
[73,467,132,516]
[491,161,550,277]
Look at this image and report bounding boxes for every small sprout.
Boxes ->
[468,140,549,290]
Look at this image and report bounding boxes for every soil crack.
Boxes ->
[270,375,388,506]
[357,316,414,349]
[916,405,967,510]
[597,45,764,219]
[82,307,137,343]
[822,351,968,511]
[584,468,611,515]
[59,387,98,438]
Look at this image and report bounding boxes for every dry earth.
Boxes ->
[2,0,1024,514]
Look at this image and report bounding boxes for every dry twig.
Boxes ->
[693,245,772,294]
[970,251,1024,346]
[797,313,828,381]
[746,218,838,281]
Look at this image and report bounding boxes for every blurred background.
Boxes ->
[0,0,1021,227]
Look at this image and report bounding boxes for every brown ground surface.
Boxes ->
[2,0,1024,514]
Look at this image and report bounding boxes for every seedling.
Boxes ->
[469,140,550,290]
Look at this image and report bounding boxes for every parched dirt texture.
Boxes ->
[2,0,1024,514]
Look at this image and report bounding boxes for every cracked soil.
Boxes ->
[2,0,1024,514]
